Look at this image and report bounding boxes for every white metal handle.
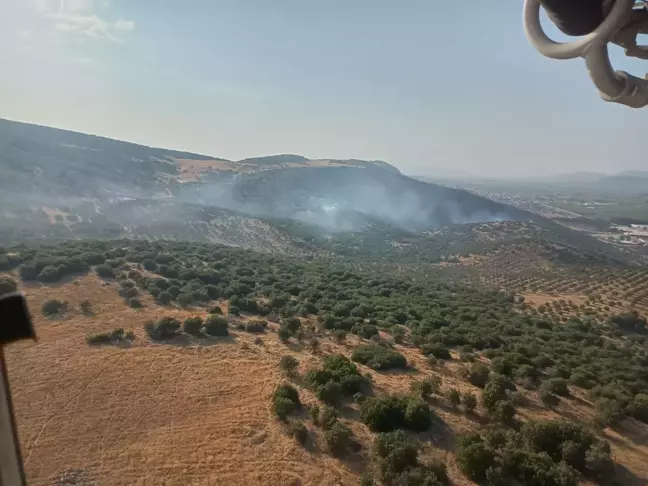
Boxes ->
[523,0,635,59]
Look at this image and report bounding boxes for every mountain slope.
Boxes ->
[190,166,531,232]
[0,118,221,200]
[0,118,401,199]
[0,118,634,268]
[0,118,527,233]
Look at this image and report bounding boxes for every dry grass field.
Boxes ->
[174,158,369,182]
[6,275,359,486]
[4,273,648,485]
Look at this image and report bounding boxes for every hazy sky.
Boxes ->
[1,0,646,177]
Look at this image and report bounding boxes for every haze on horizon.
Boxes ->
[1,0,646,179]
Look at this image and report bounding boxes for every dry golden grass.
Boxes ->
[173,158,363,182]
[4,274,648,485]
[175,158,251,181]
[5,275,360,486]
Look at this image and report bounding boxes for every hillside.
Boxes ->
[0,118,400,200]
[0,118,544,250]
[3,239,648,486]
[4,119,648,486]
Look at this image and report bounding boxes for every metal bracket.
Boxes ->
[524,0,648,108]
[612,4,648,59]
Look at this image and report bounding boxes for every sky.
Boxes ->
[1,0,647,178]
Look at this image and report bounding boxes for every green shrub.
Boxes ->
[351,344,407,370]
[156,291,172,305]
[392,463,449,486]
[244,319,267,333]
[404,397,434,431]
[290,420,308,445]
[358,474,374,486]
[521,420,604,476]
[421,342,451,360]
[316,405,338,431]
[593,398,625,428]
[275,383,300,406]
[309,403,321,424]
[628,393,648,423]
[79,300,92,315]
[585,441,614,479]
[317,380,343,406]
[145,316,181,340]
[455,434,494,482]
[482,374,515,413]
[373,430,419,477]
[332,329,347,343]
[86,328,134,345]
[282,317,301,333]
[308,337,320,353]
[0,276,17,296]
[361,395,406,432]
[410,379,433,399]
[372,428,450,485]
[272,383,301,421]
[390,326,406,344]
[183,316,204,336]
[324,421,354,457]
[355,324,379,339]
[95,265,115,278]
[467,362,491,388]
[143,258,157,271]
[545,377,570,397]
[203,315,229,337]
[279,355,299,376]
[176,293,194,308]
[446,388,461,408]
[273,397,296,421]
[305,354,370,404]
[540,388,560,409]
[41,299,68,317]
[360,395,433,433]
[462,392,477,413]
[608,310,647,333]
[491,400,516,423]
[278,327,293,342]
[127,297,143,308]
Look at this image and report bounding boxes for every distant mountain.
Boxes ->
[546,171,608,184]
[617,170,648,178]
[415,169,648,195]
[592,172,648,194]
